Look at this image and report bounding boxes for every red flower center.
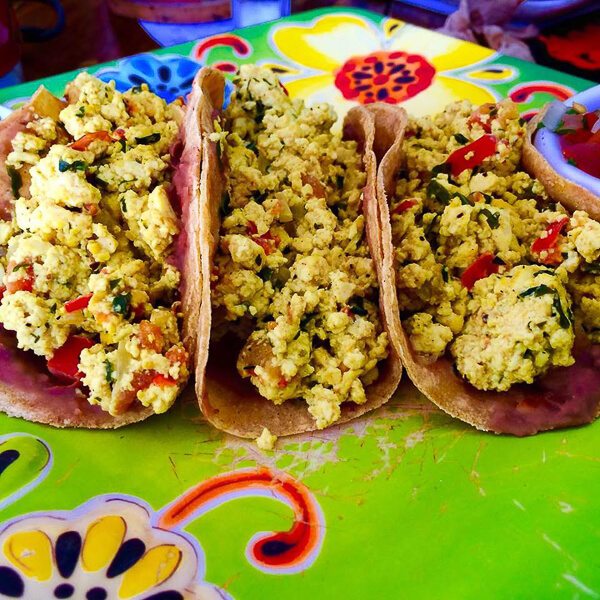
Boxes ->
[334,50,436,105]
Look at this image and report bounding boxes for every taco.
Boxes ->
[195,66,401,438]
[0,73,196,428]
[374,99,600,436]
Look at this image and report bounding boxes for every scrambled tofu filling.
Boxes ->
[391,100,600,391]
[211,66,388,429]
[0,74,188,415]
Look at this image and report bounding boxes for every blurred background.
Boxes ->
[1,0,599,87]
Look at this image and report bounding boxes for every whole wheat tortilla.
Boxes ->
[0,81,199,428]
[372,103,600,436]
[195,68,402,438]
[522,106,600,220]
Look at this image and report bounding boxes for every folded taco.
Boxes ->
[374,100,600,436]
[195,66,401,438]
[0,73,197,427]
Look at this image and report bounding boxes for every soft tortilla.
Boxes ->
[372,103,600,436]
[522,106,600,220]
[0,82,198,428]
[195,68,402,438]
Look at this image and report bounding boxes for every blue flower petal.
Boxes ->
[95,53,201,103]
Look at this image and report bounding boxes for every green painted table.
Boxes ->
[0,8,598,600]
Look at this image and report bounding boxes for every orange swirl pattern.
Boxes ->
[159,467,325,574]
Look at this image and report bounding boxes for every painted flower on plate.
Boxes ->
[0,497,225,600]
[95,54,201,103]
[269,14,499,117]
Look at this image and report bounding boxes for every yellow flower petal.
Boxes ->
[388,25,494,72]
[258,62,301,76]
[466,66,517,82]
[4,530,53,581]
[119,544,182,598]
[81,515,126,572]
[272,14,380,72]
[382,17,405,39]
[284,73,335,100]
[400,76,496,117]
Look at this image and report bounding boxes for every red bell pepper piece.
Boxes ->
[392,199,418,214]
[461,253,500,290]
[252,231,280,255]
[531,217,569,264]
[246,220,258,235]
[467,103,498,133]
[70,131,113,151]
[446,134,497,177]
[47,335,95,381]
[151,374,177,387]
[0,286,5,302]
[64,293,92,313]
[6,263,34,294]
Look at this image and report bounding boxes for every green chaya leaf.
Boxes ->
[6,165,22,199]
[480,208,500,229]
[427,180,451,205]
[135,132,161,145]
[58,159,88,173]
[112,292,131,316]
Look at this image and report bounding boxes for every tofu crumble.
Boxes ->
[391,100,600,391]
[0,73,189,415]
[211,66,388,429]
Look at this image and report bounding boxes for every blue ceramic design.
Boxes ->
[96,53,201,103]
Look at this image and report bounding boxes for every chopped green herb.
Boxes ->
[49,303,57,314]
[523,349,533,359]
[6,165,22,199]
[482,193,494,203]
[112,293,131,316]
[246,141,258,154]
[552,295,572,329]
[258,267,272,281]
[251,190,268,204]
[348,296,368,317]
[518,117,526,126]
[109,278,121,290]
[104,359,115,385]
[220,192,230,218]
[492,256,506,266]
[480,208,500,229]
[119,138,127,152]
[255,100,266,124]
[58,159,88,173]
[120,197,127,213]
[336,174,344,189]
[427,180,450,205]
[441,266,449,283]
[76,106,85,117]
[430,163,452,178]
[567,157,577,166]
[533,268,556,276]
[582,261,600,275]
[453,133,469,144]
[519,284,554,298]
[11,262,29,272]
[454,192,471,205]
[300,312,316,330]
[135,132,161,145]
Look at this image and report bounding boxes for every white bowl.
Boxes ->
[534,84,600,198]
